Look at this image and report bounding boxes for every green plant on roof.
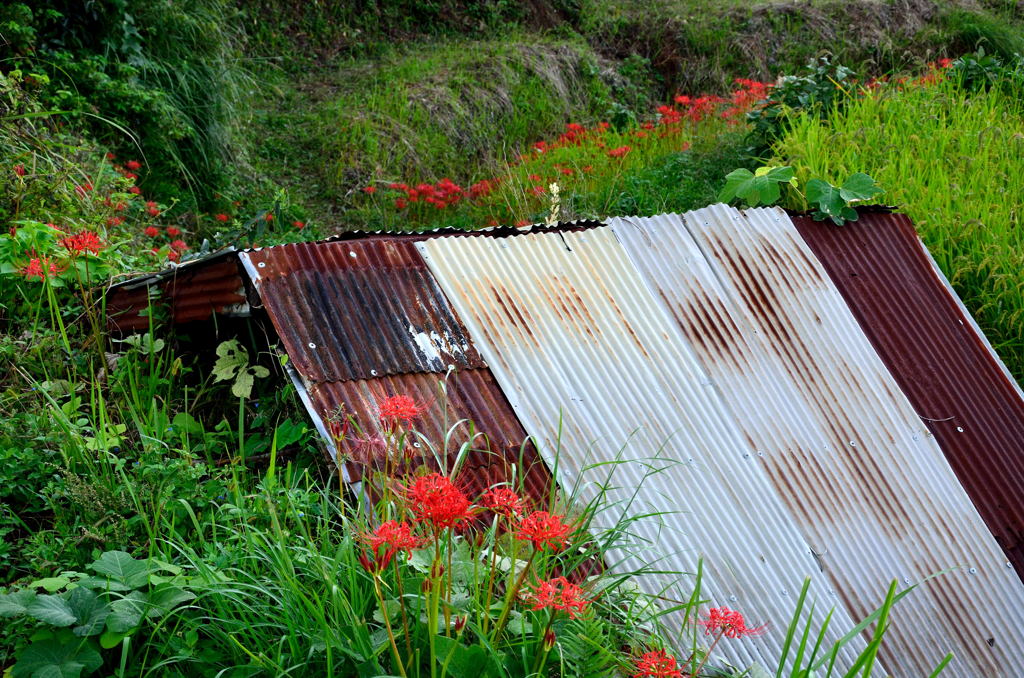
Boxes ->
[804,173,884,225]
[718,165,797,207]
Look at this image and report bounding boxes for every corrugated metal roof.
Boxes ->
[106,249,247,332]
[417,225,864,671]
[240,240,486,383]
[306,369,551,502]
[794,211,1024,577]
[607,206,1024,677]
[239,240,550,506]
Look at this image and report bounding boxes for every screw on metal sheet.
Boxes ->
[308,342,316,349]
[370,369,378,376]
[956,426,964,432]
[687,457,694,463]
[349,251,357,258]
[849,440,856,447]
[743,453,751,459]
[257,262,266,268]
[729,595,738,602]
[1009,562,1014,568]
[828,588,835,596]
[413,442,421,448]
[757,451,764,457]
[447,364,455,371]
[913,435,919,441]
[969,567,977,574]
[903,577,911,585]
[781,589,788,596]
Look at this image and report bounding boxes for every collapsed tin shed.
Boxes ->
[107,206,1024,676]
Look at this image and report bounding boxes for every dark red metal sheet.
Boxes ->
[242,240,485,382]
[309,369,551,505]
[794,211,1024,575]
[106,256,247,332]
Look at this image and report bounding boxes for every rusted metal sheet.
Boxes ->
[793,210,1024,577]
[306,369,551,503]
[239,241,485,383]
[618,205,1023,677]
[418,226,864,671]
[106,250,247,332]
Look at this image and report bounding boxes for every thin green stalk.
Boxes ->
[490,548,537,644]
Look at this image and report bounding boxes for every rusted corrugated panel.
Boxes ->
[623,205,1023,677]
[610,207,1024,675]
[106,253,247,332]
[306,369,551,503]
[418,227,864,671]
[794,210,1024,576]
[239,241,485,383]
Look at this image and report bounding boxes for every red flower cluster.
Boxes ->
[215,213,230,222]
[59,231,104,255]
[699,607,767,639]
[407,473,473,530]
[144,226,159,237]
[516,511,572,550]
[21,257,63,280]
[378,394,425,429]
[527,577,590,619]
[358,520,421,572]
[385,178,467,210]
[13,164,26,177]
[632,650,682,678]
[480,487,524,518]
[607,145,631,159]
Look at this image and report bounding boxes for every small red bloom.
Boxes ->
[215,213,229,222]
[378,394,425,429]
[20,257,62,280]
[14,164,26,177]
[515,219,530,227]
[105,152,116,160]
[74,182,93,198]
[516,511,572,551]
[394,198,407,209]
[699,607,767,639]
[293,220,305,229]
[632,650,682,678]
[264,213,274,222]
[147,207,160,217]
[480,487,524,518]
[145,200,157,208]
[106,216,124,227]
[528,174,541,181]
[144,226,159,237]
[407,473,473,530]
[170,239,188,252]
[128,186,141,195]
[122,172,138,181]
[527,577,590,619]
[125,160,142,170]
[166,226,181,237]
[59,231,103,255]
[114,201,127,212]
[363,185,377,194]
[607,145,632,159]
[358,520,420,572]
[168,250,180,262]
[531,185,545,196]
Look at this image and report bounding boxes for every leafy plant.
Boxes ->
[213,339,269,399]
[718,165,797,207]
[804,173,883,225]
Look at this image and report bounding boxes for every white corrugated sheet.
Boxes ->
[608,206,1024,676]
[417,226,865,672]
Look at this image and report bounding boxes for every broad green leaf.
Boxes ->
[67,588,109,638]
[89,551,150,588]
[99,630,128,650]
[433,636,500,678]
[25,595,77,627]
[839,172,883,202]
[30,578,70,593]
[147,585,195,618]
[171,412,204,436]
[213,339,248,383]
[106,591,148,633]
[0,590,37,617]
[718,168,754,203]
[805,178,848,222]
[231,370,254,399]
[12,634,102,678]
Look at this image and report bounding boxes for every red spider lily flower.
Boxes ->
[122,172,138,181]
[14,164,26,177]
[147,206,160,217]
[170,239,189,252]
[516,511,572,551]
[145,201,157,208]
[351,433,389,464]
[480,487,524,518]
[407,473,473,531]
[515,219,530,227]
[363,185,377,194]
[264,213,274,222]
[559,167,573,176]
[527,577,590,619]
[531,185,545,196]
[168,250,180,262]
[631,650,682,678]
[528,174,541,181]
[607,145,631,158]
[215,213,229,222]
[128,186,141,195]
[486,218,499,227]
[680,141,691,152]
[125,160,142,170]
[105,152,116,160]
[114,202,127,211]
[388,182,408,191]
[395,198,407,209]
[59,231,103,255]
[166,226,181,237]
[378,394,425,429]
[106,216,124,227]
[581,165,593,173]
[533,140,547,153]
[327,418,349,441]
[74,182,93,198]
[358,520,420,572]
[20,257,63,280]
[144,226,159,237]
[938,57,954,68]
[699,607,767,639]
[634,131,648,139]
[293,220,305,229]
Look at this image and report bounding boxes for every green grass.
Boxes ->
[773,74,1024,381]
